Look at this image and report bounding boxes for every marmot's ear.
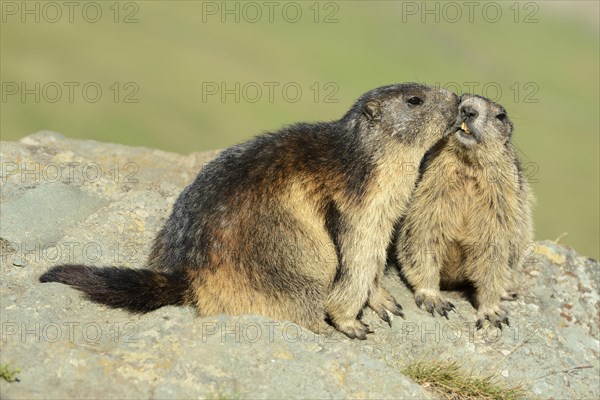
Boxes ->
[363,100,381,121]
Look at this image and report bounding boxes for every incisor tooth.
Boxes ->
[461,121,470,134]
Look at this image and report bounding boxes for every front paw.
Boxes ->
[368,286,404,327]
[476,304,509,329]
[334,318,374,340]
[414,289,455,319]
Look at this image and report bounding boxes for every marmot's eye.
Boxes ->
[496,113,507,121]
[407,96,423,106]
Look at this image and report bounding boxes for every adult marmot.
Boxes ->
[41,83,459,339]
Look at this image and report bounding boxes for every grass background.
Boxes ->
[1,1,598,260]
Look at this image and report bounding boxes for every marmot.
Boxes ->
[396,94,534,329]
[40,83,459,339]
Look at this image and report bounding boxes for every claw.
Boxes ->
[362,322,375,334]
[503,316,510,327]
[441,309,449,319]
[390,302,403,317]
[476,319,484,330]
[426,303,434,316]
[391,308,403,317]
[415,295,424,308]
[448,302,456,312]
[381,312,392,328]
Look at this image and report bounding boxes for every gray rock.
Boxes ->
[1,182,107,247]
[1,132,598,399]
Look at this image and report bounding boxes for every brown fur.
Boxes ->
[396,94,534,328]
[41,83,459,339]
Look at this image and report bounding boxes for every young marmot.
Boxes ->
[41,83,459,339]
[396,94,534,329]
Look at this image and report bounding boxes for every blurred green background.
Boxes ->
[1,1,598,259]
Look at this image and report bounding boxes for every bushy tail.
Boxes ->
[39,265,189,313]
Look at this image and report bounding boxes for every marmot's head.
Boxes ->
[346,83,460,150]
[452,94,513,151]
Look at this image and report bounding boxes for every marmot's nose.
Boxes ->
[460,105,479,121]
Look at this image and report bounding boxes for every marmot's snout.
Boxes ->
[455,99,482,144]
[460,104,479,121]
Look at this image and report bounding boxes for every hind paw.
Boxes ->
[414,289,455,319]
[476,304,509,330]
[335,318,374,340]
[368,286,404,327]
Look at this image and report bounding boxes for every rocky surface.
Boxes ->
[1,132,598,399]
